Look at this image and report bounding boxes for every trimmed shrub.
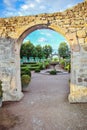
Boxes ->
[38,63,44,70]
[21,75,31,86]
[65,64,71,73]
[21,64,27,67]
[29,64,39,67]
[24,68,31,77]
[23,62,36,64]
[35,68,40,73]
[29,66,39,71]
[21,67,31,77]
[49,70,57,75]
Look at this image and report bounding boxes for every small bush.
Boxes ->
[50,70,57,75]
[65,64,71,73]
[44,62,50,69]
[59,59,65,68]
[35,68,40,73]
[52,57,59,62]
[21,75,31,85]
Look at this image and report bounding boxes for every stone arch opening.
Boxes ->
[17,24,68,45]
[17,24,70,54]
[0,1,87,103]
[16,23,71,97]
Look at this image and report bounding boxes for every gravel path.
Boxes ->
[1,72,87,130]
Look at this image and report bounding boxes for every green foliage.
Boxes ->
[21,67,31,77]
[49,70,57,75]
[52,57,59,62]
[58,42,70,58]
[21,75,31,85]
[65,64,71,73]
[23,62,36,64]
[35,68,41,73]
[21,64,27,67]
[29,66,39,71]
[44,61,50,69]
[59,58,65,68]
[35,45,44,59]
[37,62,44,70]
[20,44,26,58]
[0,80,3,98]
[20,40,53,60]
[20,41,34,59]
[32,47,38,59]
[43,45,52,58]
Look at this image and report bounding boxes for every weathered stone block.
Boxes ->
[78,78,82,82]
[77,30,86,38]
[85,37,87,43]
[69,83,87,103]
[78,38,84,44]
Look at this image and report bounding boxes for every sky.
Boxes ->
[0,0,84,53]
[24,29,68,53]
[0,0,84,18]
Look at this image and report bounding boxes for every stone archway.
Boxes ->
[0,1,87,103]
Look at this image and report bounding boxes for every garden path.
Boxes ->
[1,71,87,130]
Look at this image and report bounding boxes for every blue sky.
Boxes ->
[1,0,84,53]
[0,0,84,18]
[24,29,68,53]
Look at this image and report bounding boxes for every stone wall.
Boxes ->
[0,1,87,102]
[0,38,23,101]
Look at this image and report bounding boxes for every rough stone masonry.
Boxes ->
[0,1,87,103]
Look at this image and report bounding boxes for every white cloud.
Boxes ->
[46,33,52,36]
[40,5,46,10]
[18,11,23,16]
[66,4,74,9]
[3,0,17,7]
[21,3,35,10]
[3,0,11,6]
[35,0,41,3]
[39,31,52,37]
[21,5,29,10]
[38,37,47,42]
[2,0,84,18]
[29,3,35,8]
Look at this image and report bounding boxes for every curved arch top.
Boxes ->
[17,23,67,44]
[17,24,53,43]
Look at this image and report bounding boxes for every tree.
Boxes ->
[36,45,44,59]
[32,47,38,59]
[20,40,34,59]
[25,41,34,59]
[58,42,69,58]
[43,45,52,58]
[20,43,26,58]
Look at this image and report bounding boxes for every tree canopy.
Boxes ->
[43,45,52,58]
[20,40,53,59]
[58,42,70,58]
